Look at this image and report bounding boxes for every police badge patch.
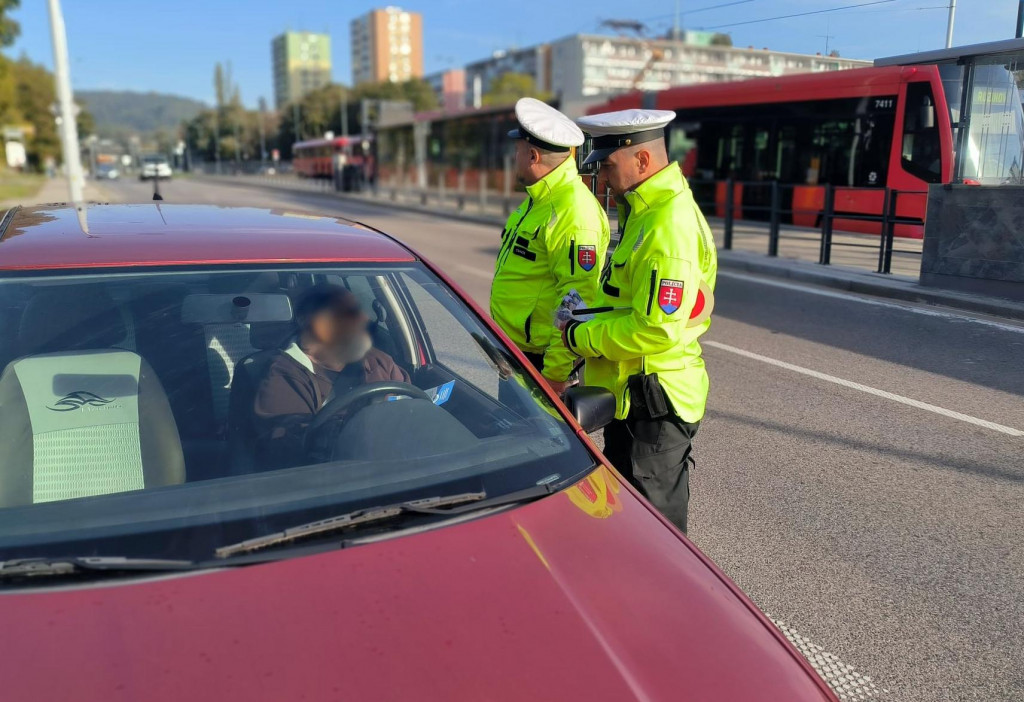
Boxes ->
[577,245,597,272]
[658,278,684,314]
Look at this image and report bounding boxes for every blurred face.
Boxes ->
[308,295,372,363]
[597,140,666,198]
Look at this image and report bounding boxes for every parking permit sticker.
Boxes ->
[429,381,455,406]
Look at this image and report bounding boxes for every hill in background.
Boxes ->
[77,90,207,138]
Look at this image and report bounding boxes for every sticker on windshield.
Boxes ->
[429,381,455,406]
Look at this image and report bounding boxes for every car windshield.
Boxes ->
[0,264,594,565]
[142,155,166,164]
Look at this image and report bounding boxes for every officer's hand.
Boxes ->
[544,377,574,396]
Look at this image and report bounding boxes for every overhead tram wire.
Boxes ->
[701,0,902,29]
[640,0,763,24]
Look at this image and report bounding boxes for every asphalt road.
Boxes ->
[102,176,1024,702]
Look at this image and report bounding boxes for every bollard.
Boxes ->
[879,189,898,274]
[724,178,734,250]
[819,184,834,265]
[768,180,780,257]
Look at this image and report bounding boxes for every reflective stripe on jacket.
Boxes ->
[491,156,610,382]
[565,164,718,422]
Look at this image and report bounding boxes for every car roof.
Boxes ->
[0,204,417,272]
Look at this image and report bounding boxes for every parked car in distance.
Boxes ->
[95,163,119,180]
[139,153,171,180]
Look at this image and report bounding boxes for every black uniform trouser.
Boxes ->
[523,352,545,374]
[603,414,699,534]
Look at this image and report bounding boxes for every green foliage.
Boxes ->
[0,0,20,48]
[710,33,732,47]
[482,73,550,107]
[11,57,59,167]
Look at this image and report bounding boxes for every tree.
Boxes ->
[0,0,20,48]
[710,33,732,47]
[482,73,550,107]
[12,57,59,167]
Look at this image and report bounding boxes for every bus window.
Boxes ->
[901,82,942,183]
[776,126,798,183]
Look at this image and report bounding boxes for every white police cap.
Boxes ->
[507,97,584,152]
[576,109,676,165]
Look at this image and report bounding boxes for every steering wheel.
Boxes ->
[305,380,430,454]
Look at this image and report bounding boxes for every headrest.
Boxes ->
[19,287,127,356]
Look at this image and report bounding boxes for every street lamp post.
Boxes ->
[945,0,957,49]
[46,0,84,202]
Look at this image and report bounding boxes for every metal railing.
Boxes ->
[692,178,927,275]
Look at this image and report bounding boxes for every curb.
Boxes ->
[718,251,1024,322]
[198,176,1024,323]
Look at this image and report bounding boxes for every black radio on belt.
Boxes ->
[627,372,670,420]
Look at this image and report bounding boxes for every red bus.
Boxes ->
[591,63,1024,238]
[293,135,375,185]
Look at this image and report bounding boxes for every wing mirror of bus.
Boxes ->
[562,386,616,433]
[919,96,935,130]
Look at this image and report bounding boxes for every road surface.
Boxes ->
[101,176,1024,702]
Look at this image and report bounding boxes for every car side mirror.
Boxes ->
[562,386,616,433]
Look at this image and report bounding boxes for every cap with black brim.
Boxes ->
[580,128,664,165]
[507,126,571,153]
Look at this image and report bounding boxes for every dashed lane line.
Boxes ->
[704,340,1024,437]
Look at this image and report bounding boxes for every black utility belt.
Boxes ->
[627,372,670,420]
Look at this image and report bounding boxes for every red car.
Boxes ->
[0,204,836,702]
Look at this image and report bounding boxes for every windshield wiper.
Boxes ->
[0,556,198,581]
[215,485,556,560]
[215,491,488,559]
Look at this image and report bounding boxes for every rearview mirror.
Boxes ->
[562,386,616,433]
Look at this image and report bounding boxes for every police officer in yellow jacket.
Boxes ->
[563,109,717,534]
[492,98,610,393]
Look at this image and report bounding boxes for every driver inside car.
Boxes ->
[253,283,410,470]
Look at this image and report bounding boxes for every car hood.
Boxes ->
[0,467,834,701]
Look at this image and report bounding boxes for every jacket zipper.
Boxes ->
[498,197,534,269]
[645,269,657,316]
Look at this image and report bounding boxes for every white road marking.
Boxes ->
[717,271,1024,335]
[704,340,1024,437]
[771,617,888,700]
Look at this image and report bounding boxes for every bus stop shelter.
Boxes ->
[876,38,1024,184]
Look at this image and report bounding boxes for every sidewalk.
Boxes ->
[0,176,111,210]
[204,174,1024,323]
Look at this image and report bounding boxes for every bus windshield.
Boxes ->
[941,58,1024,184]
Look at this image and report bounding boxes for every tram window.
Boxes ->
[750,126,773,180]
[901,82,942,183]
[667,122,699,177]
[853,110,895,188]
[776,126,798,183]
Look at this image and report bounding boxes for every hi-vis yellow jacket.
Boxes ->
[564,164,718,422]
[491,156,610,382]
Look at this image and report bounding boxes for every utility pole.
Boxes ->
[1016,0,1023,39]
[258,97,267,165]
[293,101,300,143]
[673,0,681,40]
[945,0,957,49]
[46,0,84,202]
[341,89,349,138]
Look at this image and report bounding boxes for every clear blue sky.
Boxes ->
[8,0,1020,107]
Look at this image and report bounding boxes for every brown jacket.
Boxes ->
[253,343,410,469]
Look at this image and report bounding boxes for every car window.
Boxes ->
[0,264,593,567]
